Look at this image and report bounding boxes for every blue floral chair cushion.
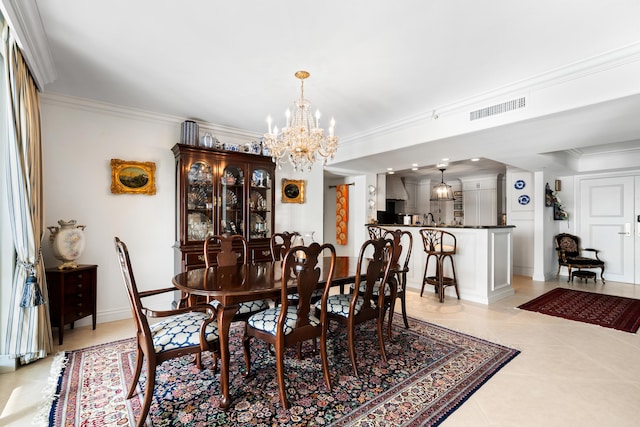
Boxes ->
[150,311,219,353]
[209,299,270,315]
[247,306,320,336]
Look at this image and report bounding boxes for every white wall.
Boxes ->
[273,164,324,242]
[506,169,535,277]
[323,174,373,257]
[40,94,266,324]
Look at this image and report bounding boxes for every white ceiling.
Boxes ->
[9,0,640,179]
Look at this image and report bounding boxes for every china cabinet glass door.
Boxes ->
[220,164,244,236]
[249,167,272,240]
[186,161,214,242]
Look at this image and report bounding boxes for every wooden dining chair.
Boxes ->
[242,242,336,408]
[324,237,394,377]
[270,231,301,261]
[204,234,270,317]
[380,229,413,332]
[114,237,220,427]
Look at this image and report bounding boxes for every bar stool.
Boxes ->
[419,228,459,303]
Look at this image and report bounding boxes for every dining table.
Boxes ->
[172,256,379,409]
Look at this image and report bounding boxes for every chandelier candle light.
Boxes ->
[264,71,338,172]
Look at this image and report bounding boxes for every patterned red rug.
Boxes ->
[518,288,640,333]
[43,317,519,426]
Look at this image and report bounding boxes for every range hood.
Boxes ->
[386,175,409,201]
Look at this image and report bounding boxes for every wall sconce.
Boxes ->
[555,179,561,192]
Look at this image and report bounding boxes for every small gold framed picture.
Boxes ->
[110,159,157,195]
[281,179,305,203]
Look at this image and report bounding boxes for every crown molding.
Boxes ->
[40,92,262,140]
[1,0,56,88]
[343,40,640,144]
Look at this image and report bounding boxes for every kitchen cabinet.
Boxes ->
[463,189,497,225]
[172,144,275,271]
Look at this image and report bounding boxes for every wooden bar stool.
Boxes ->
[419,228,460,303]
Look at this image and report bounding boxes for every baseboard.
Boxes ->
[0,356,18,373]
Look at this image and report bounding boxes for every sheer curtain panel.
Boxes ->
[2,23,52,364]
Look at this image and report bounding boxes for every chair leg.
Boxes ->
[600,266,606,284]
[137,362,155,427]
[242,335,252,377]
[320,326,332,391]
[400,290,409,328]
[275,343,289,409]
[127,344,143,399]
[347,321,359,378]
[449,255,460,300]
[211,352,219,373]
[567,267,572,282]
[377,312,388,363]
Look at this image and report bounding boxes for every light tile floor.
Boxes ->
[1,275,639,426]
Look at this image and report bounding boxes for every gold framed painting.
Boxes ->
[110,159,157,195]
[281,179,305,203]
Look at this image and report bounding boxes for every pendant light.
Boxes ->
[430,168,455,201]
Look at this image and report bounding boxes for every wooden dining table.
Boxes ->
[172,256,371,409]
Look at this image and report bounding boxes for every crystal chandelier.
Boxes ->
[264,71,338,172]
[430,168,455,201]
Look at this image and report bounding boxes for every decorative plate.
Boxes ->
[518,194,530,205]
[225,189,238,207]
[514,179,526,190]
[251,190,265,209]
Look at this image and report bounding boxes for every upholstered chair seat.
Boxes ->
[150,312,219,353]
[248,306,320,336]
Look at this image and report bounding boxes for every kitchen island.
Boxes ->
[370,224,515,304]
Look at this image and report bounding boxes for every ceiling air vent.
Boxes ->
[470,97,526,121]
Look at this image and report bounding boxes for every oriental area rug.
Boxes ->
[518,287,640,333]
[44,317,519,426]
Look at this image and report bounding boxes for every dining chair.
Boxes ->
[114,237,220,427]
[204,234,270,317]
[359,228,412,334]
[242,242,336,408]
[380,228,413,331]
[324,236,394,377]
[270,231,301,261]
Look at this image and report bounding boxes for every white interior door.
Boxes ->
[580,176,635,283]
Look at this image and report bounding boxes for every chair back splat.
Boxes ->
[205,234,247,267]
[270,231,301,262]
[243,242,336,408]
[204,234,270,320]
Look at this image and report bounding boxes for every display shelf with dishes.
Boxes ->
[173,144,275,271]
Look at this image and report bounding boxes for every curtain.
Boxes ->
[2,24,52,364]
[335,184,349,245]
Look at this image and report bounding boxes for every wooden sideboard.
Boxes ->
[46,264,97,345]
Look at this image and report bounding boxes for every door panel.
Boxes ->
[580,176,635,283]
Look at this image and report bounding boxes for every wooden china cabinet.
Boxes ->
[172,143,275,272]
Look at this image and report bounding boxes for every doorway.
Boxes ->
[579,174,639,284]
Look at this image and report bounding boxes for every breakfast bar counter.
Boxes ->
[370,224,515,304]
